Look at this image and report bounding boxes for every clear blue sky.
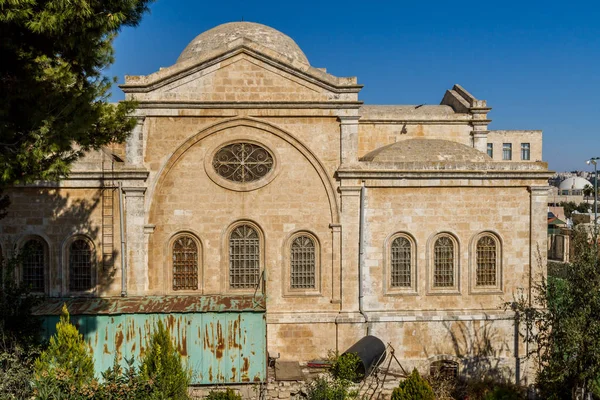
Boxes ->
[107,0,600,173]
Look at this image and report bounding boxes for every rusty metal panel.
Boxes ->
[32,295,266,316]
[41,312,266,385]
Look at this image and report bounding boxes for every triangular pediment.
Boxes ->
[121,43,361,103]
[154,54,331,102]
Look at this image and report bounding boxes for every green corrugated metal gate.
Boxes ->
[37,296,267,384]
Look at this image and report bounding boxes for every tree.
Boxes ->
[140,320,190,400]
[511,229,600,399]
[33,304,94,389]
[0,0,153,185]
[583,184,595,198]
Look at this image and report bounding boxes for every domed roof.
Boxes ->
[177,22,309,65]
[361,139,492,163]
[558,176,592,190]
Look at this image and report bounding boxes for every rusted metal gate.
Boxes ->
[35,295,266,384]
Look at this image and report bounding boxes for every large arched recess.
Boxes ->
[147,117,340,225]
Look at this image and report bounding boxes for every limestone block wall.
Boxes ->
[146,123,338,314]
[362,186,532,311]
[487,130,542,162]
[357,123,474,158]
[0,187,122,297]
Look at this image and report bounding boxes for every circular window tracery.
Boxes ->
[212,142,274,183]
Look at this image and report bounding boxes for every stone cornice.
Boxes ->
[133,101,363,112]
[359,119,471,125]
[337,169,553,181]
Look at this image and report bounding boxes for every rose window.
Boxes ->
[212,143,274,183]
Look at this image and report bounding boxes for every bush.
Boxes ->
[205,388,242,400]
[140,319,190,400]
[329,351,363,382]
[305,376,357,400]
[391,369,435,400]
[33,304,95,395]
[95,357,153,400]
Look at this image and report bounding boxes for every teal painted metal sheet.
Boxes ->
[41,312,266,384]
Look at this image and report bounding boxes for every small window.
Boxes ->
[502,143,512,160]
[229,224,260,289]
[486,143,493,158]
[290,235,316,289]
[433,237,455,288]
[391,236,412,288]
[172,235,198,291]
[21,238,46,292]
[521,143,530,160]
[69,239,94,292]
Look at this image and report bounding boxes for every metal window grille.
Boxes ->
[433,236,454,287]
[487,143,493,158]
[476,236,497,286]
[391,236,411,287]
[229,225,260,289]
[521,143,530,160]
[173,236,198,290]
[213,143,273,183]
[291,236,316,289]
[69,239,93,292]
[502,143,512,160]
[22,239,45,292]
[430,360,459,379]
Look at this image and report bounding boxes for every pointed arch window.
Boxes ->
[291,235,316,289]
[172,235,198,291]
[69,239,94,292]
[21,238,46,293]
[229,224,260,289]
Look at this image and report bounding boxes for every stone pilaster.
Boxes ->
[123,186,147,295]
[329,223,342,304]
[339,116,360,165]
[339,186,361,312]
[529,186,550,289]
[472,130,489,154]
[126,117,145,166]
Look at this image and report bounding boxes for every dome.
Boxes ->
[177,22,309,65]
[360,139,492,163]
[558,176,592,191]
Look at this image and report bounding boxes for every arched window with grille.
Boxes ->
[172,235,199,291]
[291,235,316,289]
[21,237,46,293]
[430,233,459,293]
[229,224,260,289]
[69,238,94,292]
[472,233,502,292]
[387,233,417,294]
[391,236,412,288]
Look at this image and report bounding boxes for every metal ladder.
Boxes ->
[101,150,115,270]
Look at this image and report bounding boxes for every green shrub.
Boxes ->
[482,384,524,400]
[391,369,435,400]
[329,351,363,383]
[95,357,152,400]
[140,320,190,400]
[33,304,95,394]
[305,376,357,400]
[205,388,242,400]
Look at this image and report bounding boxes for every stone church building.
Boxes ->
[0,22,550,384]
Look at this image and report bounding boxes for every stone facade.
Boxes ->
[0,22,551,386]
